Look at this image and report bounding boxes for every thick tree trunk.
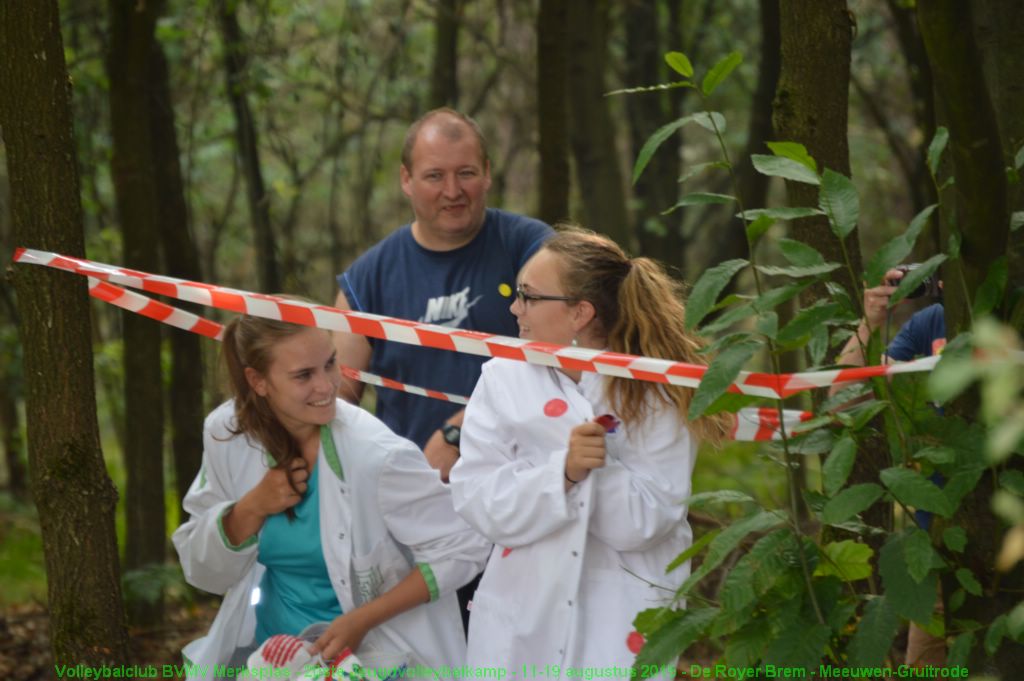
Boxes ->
[0,0,128,664]
[149,37,206,517]
[217,0,280,293]
[773,0,861,303]
[972,0,1024,327]
[536,0,570,226]
[429,0,460,109]
[917,2,1020,671]
[108,0,166,625]
[567,0,630,246]
[624,0,684,270]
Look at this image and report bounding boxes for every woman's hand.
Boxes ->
[243,458,310,517]
[311,610,372,663]
[222,458,308,545]
[565,420,607,484]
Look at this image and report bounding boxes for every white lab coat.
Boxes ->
[449,359,696,676]
[172,399,491,679]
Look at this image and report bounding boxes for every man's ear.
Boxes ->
[400,164,413,198]
[245,367,268,397]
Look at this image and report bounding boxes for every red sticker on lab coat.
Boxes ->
[544,398,568,417]
[627,630,645,654]
[502,547,513,558]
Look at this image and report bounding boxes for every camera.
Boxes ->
[886,263,941,299]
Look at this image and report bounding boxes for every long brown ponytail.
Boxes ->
[542,227,732,447]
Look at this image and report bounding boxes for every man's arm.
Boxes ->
[332,289,372,404]
[830,269,903,397]
[423,409,464,483]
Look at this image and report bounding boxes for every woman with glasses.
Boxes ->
[449,227,731,675]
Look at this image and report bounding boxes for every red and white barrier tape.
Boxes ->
[87,272,808,440]
[86,277,469,405]
[16,247,940,399]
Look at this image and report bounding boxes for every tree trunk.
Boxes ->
[429,0,460,109]
[0,0,128,664]
[149,35,206,518]
[536,0,570,226]
[624,0,684,270]
[217,0,280,293]
[108,0,166,625]
[773,0,861,304]
[567,0,630,246]
[972,0,1024,327]
[917,2,1020,671]
[774,1,888,534]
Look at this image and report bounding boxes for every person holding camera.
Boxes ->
[834,265,945,667]
[835,265,944,368]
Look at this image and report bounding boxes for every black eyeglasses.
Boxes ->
[515,285,575,305]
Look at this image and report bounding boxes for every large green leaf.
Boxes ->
[685,258,749,330]
[688,490,757,509]
[744,214,775,247]
[665,51,693,78]
[863,204,936,286]
[701,50,742,96]
[822,435,856,496]
[677,510,787,597]
[880,467,954,518]
[662,192,735,215]
[719,529,799,611]
[778,302,851,344]
[633,115,693,184]
[890,254,947,305]
[688,339,762,420]
[986,614,1008,656]
[847,596,899,666]
[691,111,726,133]
[678,160,730,184]
[814,540,873,581]
[753,281,811,313]
[973,255,1008,317]
[751,154,820,185]
[724,618,773,668]
[777,238,826,267]
[665,529,720,573]
[763,610,831,671]
[943,527,967,553]
[819,169,859,239]
[903,528,940,584]
[926,126,949,176]
[879,532,939,623]
[955,568,983,596]
[947,632,974,668]
[634,608,718,668]
[741,206,823,221]
[765,141,817,173]
[822,483,884,524]
[755,263,841,278]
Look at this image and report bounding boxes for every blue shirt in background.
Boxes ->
[339,208,551,448]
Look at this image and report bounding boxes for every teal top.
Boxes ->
[253,434,343,643]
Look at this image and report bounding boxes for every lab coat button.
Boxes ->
[568,600,573,606]
[572,550,579,557]
[579,501,584,508]
[338,532,345,540]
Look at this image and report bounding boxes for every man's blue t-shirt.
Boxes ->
[887,303,946,361]
[338,208,552,448]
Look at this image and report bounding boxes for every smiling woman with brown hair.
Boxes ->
[172,312,489,678]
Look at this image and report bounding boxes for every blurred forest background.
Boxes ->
[1,0,1023,678]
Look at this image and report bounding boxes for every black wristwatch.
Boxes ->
[441,423,461,448]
